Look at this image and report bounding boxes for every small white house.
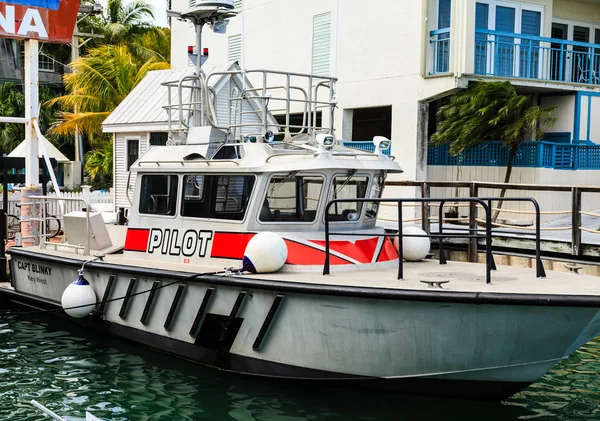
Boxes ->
[102,62,277,211]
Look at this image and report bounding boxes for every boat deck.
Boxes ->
[8,246,600,297]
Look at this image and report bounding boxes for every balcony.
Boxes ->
[430,29,600,86]
[427,139,600,170]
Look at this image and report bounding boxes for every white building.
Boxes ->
[169,0,600,198]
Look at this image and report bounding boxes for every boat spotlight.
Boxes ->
[316,133,335,148]
[373,136,390,155]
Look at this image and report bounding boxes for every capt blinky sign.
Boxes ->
[0,0,80,43]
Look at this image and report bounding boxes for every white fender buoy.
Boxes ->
[242,232,288,273]
[61,271,97,318]
[393,225,430,261]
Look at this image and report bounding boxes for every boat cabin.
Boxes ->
[123,138,401,270]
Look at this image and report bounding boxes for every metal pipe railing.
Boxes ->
[31,196,91,256]
[324,197,495,284]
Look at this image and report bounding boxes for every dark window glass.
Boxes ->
[260,174,323,222]
[182,175,255,221]
[327,174,369,222]
[365,172,385,221]
[150,132,168,146]
[127,139,139,170]
[139,175,178,216]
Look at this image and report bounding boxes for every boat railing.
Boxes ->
[30,195,91,256]
[324,197,545,284]
[163,69,337,141]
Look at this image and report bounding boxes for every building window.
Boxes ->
[274,111,323,133]
[228,34,242,63]
[312,12,331,76]
[39,54,54,72]
[182,174,255,221]
[260,174,323,223]
[474,1,543,78]
[351,106,392,141]
[327,173,369,222]
[150,132,168,146]
[139,175,178,216]
[127,139,139,170]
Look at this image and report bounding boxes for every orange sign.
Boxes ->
[0,0,80,43]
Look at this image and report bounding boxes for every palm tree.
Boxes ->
[430,81,558,219]
[84,136,113,188]
[48,45,169,136]
[48,45,169,182]
[102,0,169,63]
[0,83,24,154]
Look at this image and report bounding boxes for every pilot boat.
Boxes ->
[4,1,600,401]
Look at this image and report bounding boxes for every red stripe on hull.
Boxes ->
[377,237,399,262]
[284,239,352,265]
[309,238,380,263]
[210,232,255,259]
[124,228,150,252]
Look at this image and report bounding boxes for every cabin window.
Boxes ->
[260,173,324,222]
[364,172,386,221]
[181,174,255,221]
[139,175,178,216]
[327,173,369,222]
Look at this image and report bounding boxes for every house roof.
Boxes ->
[8,137,69,163]
[102,64,233,132]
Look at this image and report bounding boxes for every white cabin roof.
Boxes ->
[132,143,403,173]
[102,64,233,132]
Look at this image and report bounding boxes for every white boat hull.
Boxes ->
[6,250,600,400]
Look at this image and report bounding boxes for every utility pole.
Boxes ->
[72,22,81,163]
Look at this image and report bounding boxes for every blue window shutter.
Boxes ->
[495,6,516,76]
[520,10,541,78]
[312,12,331,76]
[521,10,540,36]
[475,3,488,29]
[474,3,489,74]
[495,6,515,33]
[438,0,451,29]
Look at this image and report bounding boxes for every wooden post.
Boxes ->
[421,182,431,234]
[571,187,582,256]
[468,182,479,263]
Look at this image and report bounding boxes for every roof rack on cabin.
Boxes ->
[162,69,338,144]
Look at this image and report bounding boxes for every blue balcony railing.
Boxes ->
[428,140,600,170]
[342,141,391,155]
[430,28,600,85]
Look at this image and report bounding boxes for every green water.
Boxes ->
[1,312,599,421]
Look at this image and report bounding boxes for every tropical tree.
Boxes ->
[101,0,169,63]
[430,81,558,219]
[0,83,68,155]
[0,83,25,153]
[48,45,169,183]
[84,137,113,188]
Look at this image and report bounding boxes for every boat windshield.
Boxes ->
[260,173,324,223]
[327,173,369,222]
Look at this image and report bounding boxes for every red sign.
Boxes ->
[0,0,80,43]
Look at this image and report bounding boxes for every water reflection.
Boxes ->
[0,311,598,420]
